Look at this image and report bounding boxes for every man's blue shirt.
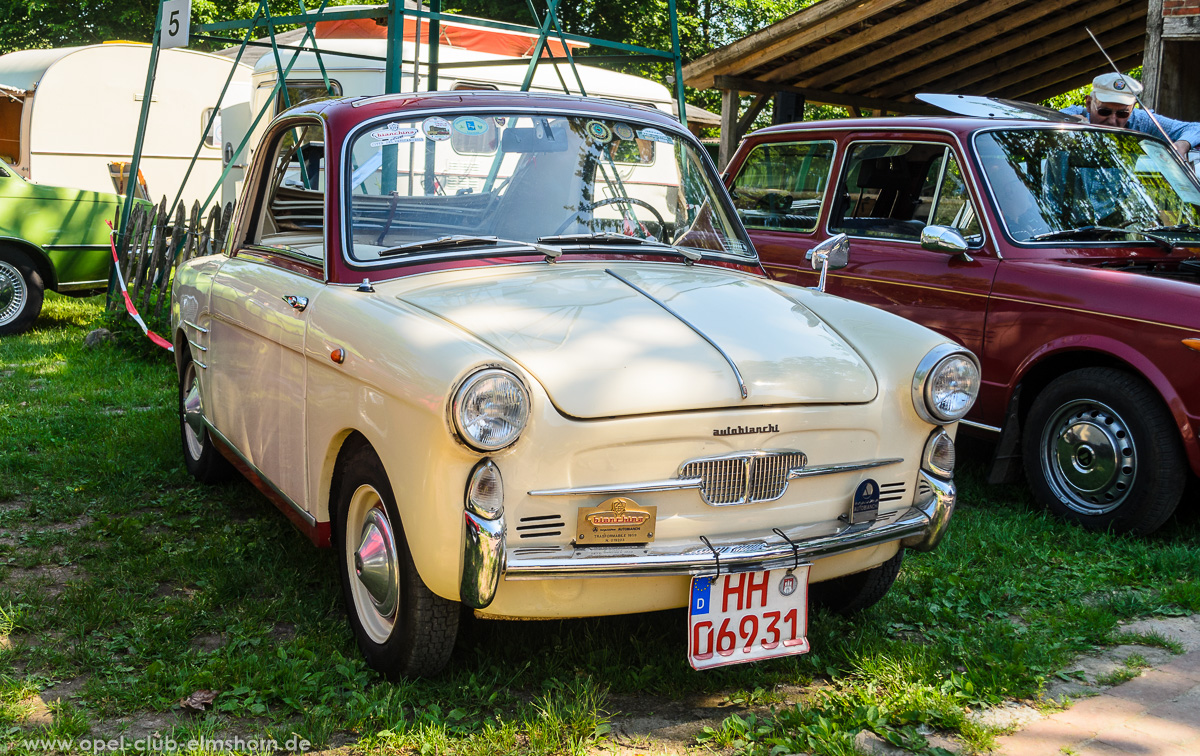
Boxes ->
[1061,104,1200,148]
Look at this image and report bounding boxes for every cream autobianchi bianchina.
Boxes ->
[172,91,979,677]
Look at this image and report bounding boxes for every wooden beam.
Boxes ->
[798,0,1028,90]
[906,4,1143,98]
[737,95,770,135]
[714,75,938,115]
[1013,50,1144,104]
[764,0,973,85]
[682,0,908,90]
[1142,0,1165,109]
[963,27,1144,100]
[838,0,1091,96]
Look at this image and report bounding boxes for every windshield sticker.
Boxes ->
[613,123,635,141]
[369,123,422,146]
[453,116,489,136]
[637,127,673,145]
[586,121,612,143]
[422,117,452,141]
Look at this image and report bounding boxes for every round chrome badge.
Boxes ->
[778,573,798,597]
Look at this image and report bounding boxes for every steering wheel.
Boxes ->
[552,196,667,238]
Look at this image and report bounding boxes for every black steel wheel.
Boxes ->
[1022,367,1185,534]
[333,443,458,678]
[809,549,903,616]
[178,355,233,483]
[0,248,44,336]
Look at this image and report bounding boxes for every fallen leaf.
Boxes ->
[178,689,220,711]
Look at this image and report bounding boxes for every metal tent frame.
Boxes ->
[117,0,690,249]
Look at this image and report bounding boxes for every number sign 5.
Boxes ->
[161,0,192,49]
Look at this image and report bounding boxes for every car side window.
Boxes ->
[831,142,981,245]
[254,122,325,261]
[730,141,834,233]
[930,152,983,243]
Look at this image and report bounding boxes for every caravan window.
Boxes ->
[201,108,221,149]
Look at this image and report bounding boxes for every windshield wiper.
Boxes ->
[378,235,564,260]
[1030,226,1173,249]
[537,232,702,262]
[1141,223,1200,235]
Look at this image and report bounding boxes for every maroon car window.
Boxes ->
[729,141,834,232]
[831,142,978,243]
[254,122,325,261]
[930,153,983,243]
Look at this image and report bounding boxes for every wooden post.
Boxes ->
[1143,0,1164,110]
[719,88,740,171]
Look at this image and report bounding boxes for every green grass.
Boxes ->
[2,294,1199,755]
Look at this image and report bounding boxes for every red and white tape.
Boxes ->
[107,221,174,352]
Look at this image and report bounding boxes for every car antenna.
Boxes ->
[357,278,374,292]
[1085,27,1192,173]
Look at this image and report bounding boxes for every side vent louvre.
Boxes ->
[879,481,906,503]
[518,514,565,539]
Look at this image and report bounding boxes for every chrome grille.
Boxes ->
[680,450,807,506]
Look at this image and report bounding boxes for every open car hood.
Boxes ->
[401,263,878,419]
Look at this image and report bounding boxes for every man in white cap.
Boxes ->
[1061,73,1200,158]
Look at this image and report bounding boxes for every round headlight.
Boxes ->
[913,346,980,424]
[452,368,530,451]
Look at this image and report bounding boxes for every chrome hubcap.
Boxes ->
[0,261,26,326]
[346,485,400,643]
[181,363,206,459]
[355,508,399,616]
[1042,399,1135,515]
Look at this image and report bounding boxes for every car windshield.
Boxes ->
[342,111,750,263]
[975,128,1200,242]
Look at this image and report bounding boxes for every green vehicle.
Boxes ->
[0,159,124,335]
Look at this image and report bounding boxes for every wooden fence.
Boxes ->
[109,198,234,321]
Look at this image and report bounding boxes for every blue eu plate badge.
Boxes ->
[691,577,711,615]
[851,479,880,524]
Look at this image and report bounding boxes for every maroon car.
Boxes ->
[726,115,1200,534]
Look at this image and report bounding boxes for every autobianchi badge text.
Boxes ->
[712,424,780,437]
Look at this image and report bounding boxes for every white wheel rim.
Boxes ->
[0,260,27,327]
[345,484,400,643]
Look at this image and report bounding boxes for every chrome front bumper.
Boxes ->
[461,470,954,608]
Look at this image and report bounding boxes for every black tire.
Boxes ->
[333,443,458,678]
[0,248,45,336]
[809,549,903,616]
[178,355,234,483]
[1022,367,1185,535]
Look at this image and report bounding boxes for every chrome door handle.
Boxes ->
[282,295,309,311]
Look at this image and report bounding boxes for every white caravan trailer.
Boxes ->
[0,44,252,207]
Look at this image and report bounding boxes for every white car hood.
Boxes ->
[401,263,878,419]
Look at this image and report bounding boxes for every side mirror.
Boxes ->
[920,225,970,255]
[806,233,850,292]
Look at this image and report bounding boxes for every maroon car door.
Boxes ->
[819,136,998,356]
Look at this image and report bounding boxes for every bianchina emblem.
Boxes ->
[171,90,976,678]
[576,497,657,544]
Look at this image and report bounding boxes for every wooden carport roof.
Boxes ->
[683,0,1147,165]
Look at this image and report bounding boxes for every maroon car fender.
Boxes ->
[1006,332,1200,476]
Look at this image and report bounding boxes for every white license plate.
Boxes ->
[687,566,810,670]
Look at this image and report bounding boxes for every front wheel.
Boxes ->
[1022,367,1185,534]
[334,444,458,678]
[809,549,902,616]
[0,249,45,336]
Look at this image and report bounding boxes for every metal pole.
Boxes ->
[117,0,166,253]
[668,0,687,128]
[382,0,404,194]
